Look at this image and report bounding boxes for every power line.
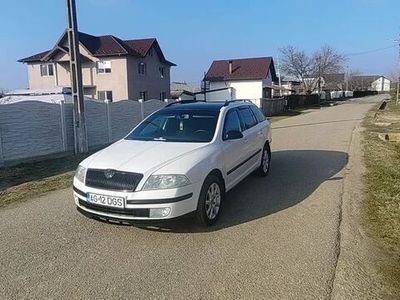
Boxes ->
[345,45,396,56]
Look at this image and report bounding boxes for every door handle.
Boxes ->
[243,138,249,143]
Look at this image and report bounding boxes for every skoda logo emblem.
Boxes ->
[104,169,115,179]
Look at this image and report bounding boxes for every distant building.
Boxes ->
[19,31,176,102]
[280,76,303,95]
[202,57,278,102]
[350,75,390,92]
[170,82,198,101]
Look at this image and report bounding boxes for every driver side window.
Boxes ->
[223,110,242,140]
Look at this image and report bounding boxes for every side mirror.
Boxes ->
[225,130,243,140]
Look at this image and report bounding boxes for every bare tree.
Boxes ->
[280,45,346,94]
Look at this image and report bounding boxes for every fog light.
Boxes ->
[149,207,171,218]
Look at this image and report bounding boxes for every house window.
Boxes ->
[138,62,146,75]
[148,48,153,57]
[139,91,147,101]
[97,60,111,73]
[159,92,166,101]
[159,67,164,78]
[98,90,113,101]
[40,64,54,76]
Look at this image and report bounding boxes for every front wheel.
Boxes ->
[196,175,224,226]
[257,142,271,177]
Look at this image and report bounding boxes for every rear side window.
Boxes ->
[250,105,266,123]
[238,107,257,129]
[223,109,242,139]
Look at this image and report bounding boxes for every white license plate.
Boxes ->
[87,193,125,208]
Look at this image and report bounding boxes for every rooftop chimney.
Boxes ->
[228,60,233,74]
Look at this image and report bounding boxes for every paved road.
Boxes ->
[0,96,383,299]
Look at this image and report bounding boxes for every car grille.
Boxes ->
[85,169,143,191]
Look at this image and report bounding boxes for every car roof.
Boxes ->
[164,100,253,111]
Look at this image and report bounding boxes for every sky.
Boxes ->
[1,0,400,90]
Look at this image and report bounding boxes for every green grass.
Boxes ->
[0,154,90,208]
[362,97,400,287]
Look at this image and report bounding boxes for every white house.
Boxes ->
[201,57,278,105]
[350,75,391,92]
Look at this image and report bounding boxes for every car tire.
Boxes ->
[257,142,271,177]
[196,174,224,226]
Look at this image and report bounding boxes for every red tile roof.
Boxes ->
[19,31,175,66]
[204,57,277,82]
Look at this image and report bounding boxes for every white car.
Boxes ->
[73,100,272,226]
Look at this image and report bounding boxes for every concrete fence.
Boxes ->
[0,99,170,167]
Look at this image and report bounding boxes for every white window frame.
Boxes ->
[40,63,54,77]
[97,60,112,74]
[98,90,113,101]
[138,62,146,75]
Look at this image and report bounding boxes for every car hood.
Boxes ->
[84,139,207,174]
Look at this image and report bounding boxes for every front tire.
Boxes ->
[257,142,271,177]
[196,174,224,226]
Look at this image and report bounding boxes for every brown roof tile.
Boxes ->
[204,57,277,82]
[19,32,175,66]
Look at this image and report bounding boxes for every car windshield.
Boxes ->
[125,109,220,143]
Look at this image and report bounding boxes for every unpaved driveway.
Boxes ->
[0,96,383,299]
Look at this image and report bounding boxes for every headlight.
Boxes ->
[74,165,87,183]
[142,174,191,190]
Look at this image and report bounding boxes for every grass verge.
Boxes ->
[362,97,400,286]
[0,154,90,208]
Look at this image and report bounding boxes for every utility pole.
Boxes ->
[66,0,88,153]
[397,33,400,104]
[276,55,282,97]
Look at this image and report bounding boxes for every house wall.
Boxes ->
[27,63,57,89]
[126,46,171,101]
[203,80,262,101]
[371,77,391,92]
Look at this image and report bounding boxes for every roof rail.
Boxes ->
[165,100,202,107]
[223,99,252,106]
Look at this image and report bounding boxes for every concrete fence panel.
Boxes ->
[85,100,109,148]
[110,100,143,141]
[0,101,64,163]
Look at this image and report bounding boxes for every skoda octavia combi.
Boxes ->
[73,100,272,226]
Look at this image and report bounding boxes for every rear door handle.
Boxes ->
[244,138,249,143]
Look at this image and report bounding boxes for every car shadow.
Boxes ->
[136,150,349,233]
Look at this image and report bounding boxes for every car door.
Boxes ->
[237,106,261,172]
[222,108,250,190]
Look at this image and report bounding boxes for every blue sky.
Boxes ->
[1,0,399,90]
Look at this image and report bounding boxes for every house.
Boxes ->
[350,75,391,92]
[170,81,197,101]
[280,76,303,95]
[202,57,278,103]
[18,31,176,102]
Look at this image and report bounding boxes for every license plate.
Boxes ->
[87,193,125,208]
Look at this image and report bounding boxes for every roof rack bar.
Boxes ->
[165,100,202,107]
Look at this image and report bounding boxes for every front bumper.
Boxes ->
[73,179,198,221]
